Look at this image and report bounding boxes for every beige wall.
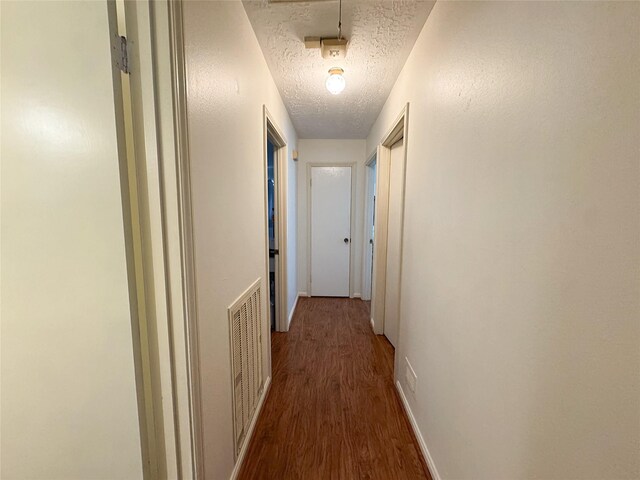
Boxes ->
[367,2,640,479]
[182,2,298,478]
[297,139,367,297]
[1,1,144,478]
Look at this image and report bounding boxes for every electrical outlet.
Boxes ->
[405,357,417,393]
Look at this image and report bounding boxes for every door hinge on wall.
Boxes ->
[112,34,130,74]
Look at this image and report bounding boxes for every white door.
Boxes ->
[384,139,405,347]
[310,166,352,296]
[1,2,144,478]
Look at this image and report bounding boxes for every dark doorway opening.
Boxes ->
[267,139,276,332]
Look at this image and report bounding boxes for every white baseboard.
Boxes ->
[352,292,362,299]
[230,376,272,480]
[370,317,375,331]
[395,380,441,480]
[298,291,308,297]
[287,294,300,329]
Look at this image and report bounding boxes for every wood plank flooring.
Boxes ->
[238,297,432,480]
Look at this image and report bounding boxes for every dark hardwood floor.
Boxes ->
[238,297,432,480]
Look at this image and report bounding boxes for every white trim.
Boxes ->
[167,0,205,476]
[298,291,309,297]
[229,376,272,480]
[395,381,441,480]
[352,293,362,299]
[109,3,158,475]
[263,107,289,335]
[287,294,300,328]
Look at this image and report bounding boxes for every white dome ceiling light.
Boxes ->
[302,0,348,95]
[326,68,346,95]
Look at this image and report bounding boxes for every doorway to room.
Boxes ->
[363,153,377,312]
[267,138,277,331]
[263,109,288,335]
[382,137,405,347]
[371,105,409,351]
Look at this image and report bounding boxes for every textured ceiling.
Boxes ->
[243,0,435,139]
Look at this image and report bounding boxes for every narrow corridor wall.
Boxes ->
[297,140,367,298]
[367,2,640,479]
[182,2,298,477]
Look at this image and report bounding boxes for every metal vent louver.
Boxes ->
[229,278,264,457]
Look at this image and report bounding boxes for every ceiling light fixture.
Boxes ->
[326,67,346,95]
[302,0,348,94]
[303,0,348,59]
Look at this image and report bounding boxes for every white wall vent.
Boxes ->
[229,278,264,458]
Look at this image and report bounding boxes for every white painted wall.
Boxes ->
[1,1,143,478]
[182,2,297,478]
[367,2,640,479]
[297,140,367,297]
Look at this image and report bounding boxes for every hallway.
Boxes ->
[238,298,431,480]
[3,1,639,478]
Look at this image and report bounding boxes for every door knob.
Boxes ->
[344,238,350,244]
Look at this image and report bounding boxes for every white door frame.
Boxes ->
[371,104,410,338]
[111,0,204,477]
[361,150,377,303]
[123,4,293,478]
[263,106,289,334]
[307,162,357,297]
[109,2,157,476]
[165,1,206,476]
[120,0,206,477]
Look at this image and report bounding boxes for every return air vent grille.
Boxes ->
[229,278,264,457]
